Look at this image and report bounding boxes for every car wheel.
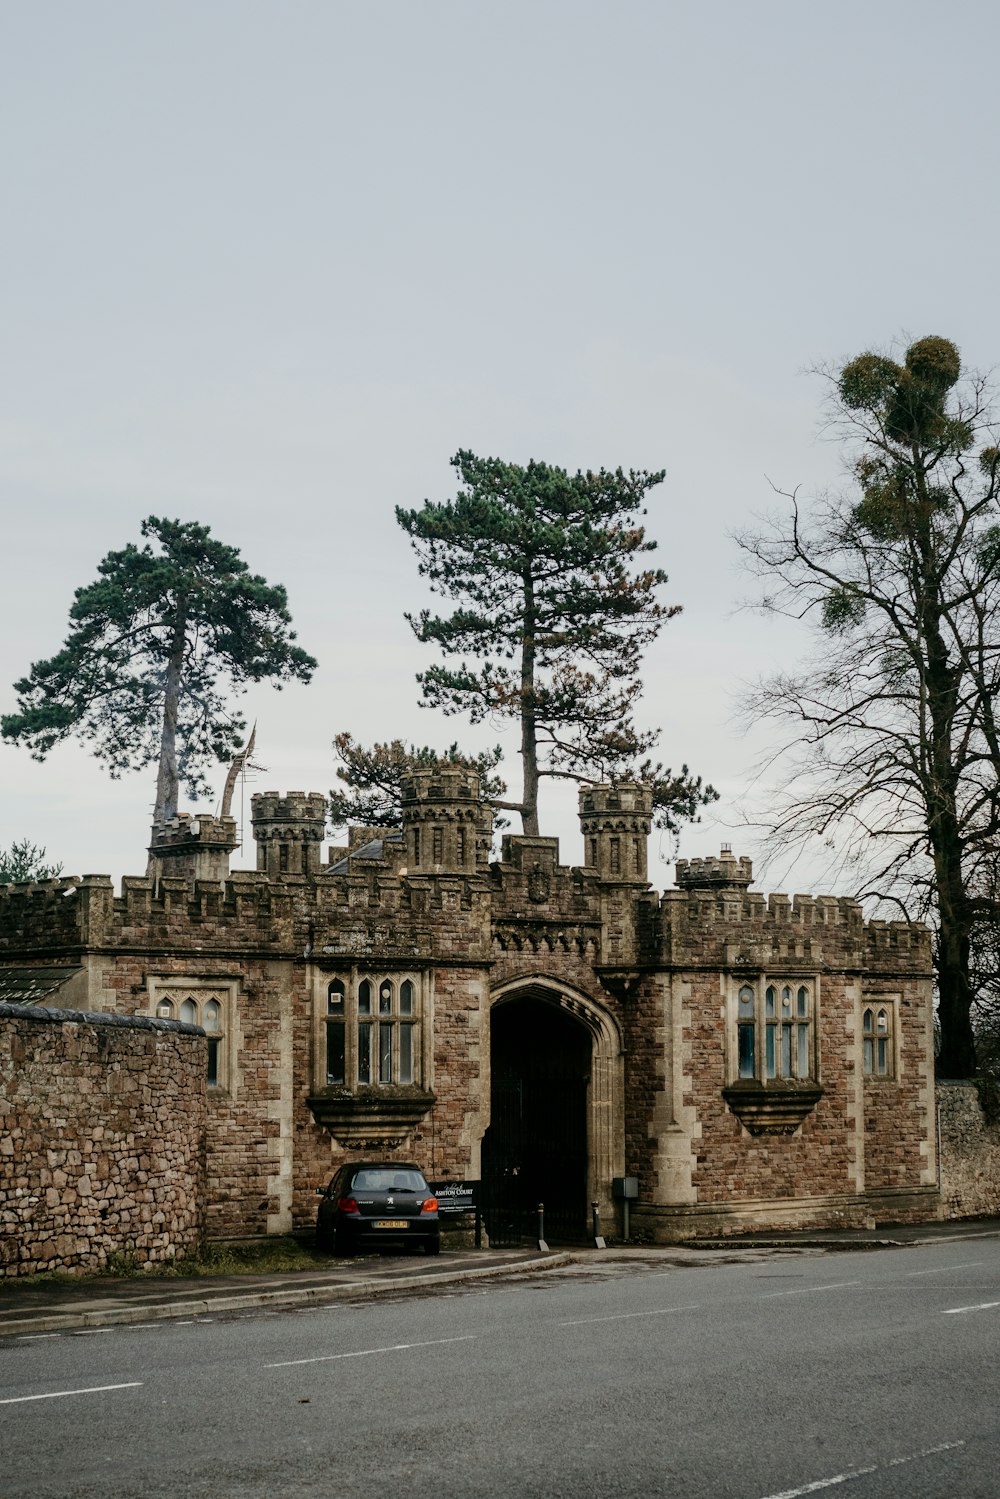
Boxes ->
[315,1224,333,1254]
[424,1236,441,1256]
[334,1230,356,1258]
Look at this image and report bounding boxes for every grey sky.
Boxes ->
[3,0,998,891]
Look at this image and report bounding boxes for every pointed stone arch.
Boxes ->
[489,975,624,1218]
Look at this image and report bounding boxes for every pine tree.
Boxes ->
[397,450,713,835]
[3,517,316,824]
[329,734,507,830]
[0,840,63,884]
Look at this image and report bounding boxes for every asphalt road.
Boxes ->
[2,1236,999,1498]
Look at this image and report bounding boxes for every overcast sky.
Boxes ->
[2,0,998,895]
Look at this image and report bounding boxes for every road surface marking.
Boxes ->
[755,1440,963,1498]
[761,1280,861,1299]
[558,1305,700,1326]
[16,1334,60,1341]
[756,1462,877,1496]
[265,1334,475,1368]
[0,1382,143,1406]
[905,1261,984,1276]
[886,1442,964,1465]
[942,1299,1000,1315]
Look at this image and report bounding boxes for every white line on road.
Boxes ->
[755,1462,877,1497]
[265,1334,475,1369]
[558,1305,700,1326]
[16,1334,60,1341]
[942,1300,1000,1315]
[0,1382,144,1407]
[760,1281,861,1300]
[886,1442,964,1465]
[905,1262,984,1276]
[754,1440,963,1498]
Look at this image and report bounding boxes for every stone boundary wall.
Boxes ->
[0,1004,207,1277]
[937,1080,1000,1219]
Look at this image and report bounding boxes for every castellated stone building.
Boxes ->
[0,770,938,1245]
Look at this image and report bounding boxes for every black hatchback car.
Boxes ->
[316,1161,440,1256]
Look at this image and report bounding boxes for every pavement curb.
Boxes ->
[0,1252,573,1337]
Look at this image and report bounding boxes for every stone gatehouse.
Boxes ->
[0,771,938,1242]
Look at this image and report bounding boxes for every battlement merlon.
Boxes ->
[675,848,754,891]
[654,883,932,971]
[578,782,653,883]
[147,814,239,887]
[251,791,327,877]
[401,769,493,874]
[0,874,114,949]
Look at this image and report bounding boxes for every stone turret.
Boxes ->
[251,792,327,876]
[147,813,238,886]
[674,845,753,891]
[578,782,653,883]
[400,767,491,874]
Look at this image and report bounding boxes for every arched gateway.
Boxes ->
[481,978,624,1242]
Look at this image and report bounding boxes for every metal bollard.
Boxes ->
[592,1199,606,1250]
[537,1201,548,1253]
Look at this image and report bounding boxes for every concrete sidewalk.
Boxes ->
[687,1213,1000,1251]
[0,1248,571,1338]
[4,1215,999,1338]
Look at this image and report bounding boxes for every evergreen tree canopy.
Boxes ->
[397,450,714,836]
[0,839,62,884]
[2,517,316,824]
[329,733,506,831]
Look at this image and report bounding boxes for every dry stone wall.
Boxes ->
[0,1004,206,1277]
[937,1080,1000,1219]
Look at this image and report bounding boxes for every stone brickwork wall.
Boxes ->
[937,1081,1000,1219]
[0,777,944,1249]
[629,879,938,1239]
[0,1004,206,1277]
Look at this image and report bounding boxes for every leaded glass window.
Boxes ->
[738,980,814,1082]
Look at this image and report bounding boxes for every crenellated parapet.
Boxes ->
[675,847,753,891]
[148,813,238,887]
[400,768,493,875]
[578,782,653,883]
[652,875,931,975]
[0,875,113,952]
[252,791,327,877]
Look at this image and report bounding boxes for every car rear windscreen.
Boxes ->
[351,1169,427,1192]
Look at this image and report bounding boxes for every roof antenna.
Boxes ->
[219,724,265,848]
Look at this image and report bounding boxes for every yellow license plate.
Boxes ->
[373,1219,408,1229]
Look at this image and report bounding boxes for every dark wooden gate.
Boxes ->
[481,997,590,1246]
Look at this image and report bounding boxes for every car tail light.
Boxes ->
[420,1197,438,1214]
[337,1196,359,1213]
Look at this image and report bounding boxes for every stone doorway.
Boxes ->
[482,992,593,1242]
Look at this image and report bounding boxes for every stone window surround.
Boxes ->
[146,974,241,1096]
[316,968,427,1093]
[862,994,899,1081]
[728,974,821,1086]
